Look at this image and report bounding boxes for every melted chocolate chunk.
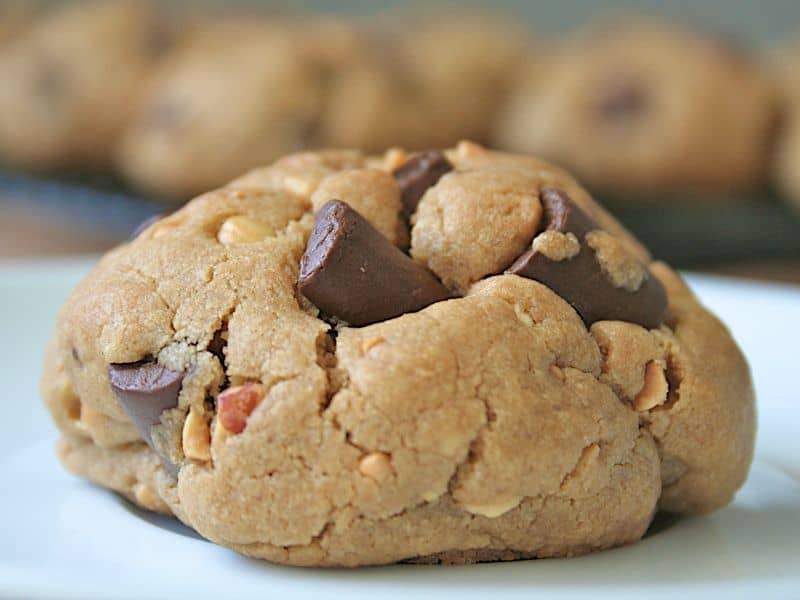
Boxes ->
[298,200,450,326]
[108,360,185,472]
[392,150,453,219]
[208,325,227,363]
[506,188,667,328]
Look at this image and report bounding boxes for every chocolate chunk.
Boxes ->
[108,360,185,471]
[594,77,647,120]
[130,212,169,239]
[208,324,227,363]
[392,150,453,219]
[506,188,667,328]
[298,200,450,326]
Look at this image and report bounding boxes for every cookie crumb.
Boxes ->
[586,230,646,292]
[531,230,580,261]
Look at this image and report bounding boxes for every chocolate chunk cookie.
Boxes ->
[494,18,777,198]
[0,1,170,170]
[42,142,755,566]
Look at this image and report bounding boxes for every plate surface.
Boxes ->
[1,257,798,600]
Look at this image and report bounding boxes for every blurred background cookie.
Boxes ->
[116,17,326,199]
[117,10,529,200]
[326,12,529,151]
[0,1,173,172]
[0,1,799,278]
[771,38,800,214]
[494,18,778,201]
[0,3,32,47]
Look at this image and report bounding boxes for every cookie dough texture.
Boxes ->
[0,1,168,170]
[42,143,755,567]
[494,18,776,198]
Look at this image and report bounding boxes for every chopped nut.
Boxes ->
[133,482,168,512]
[182,406,211,462]
[456,140,487,159]
[211,416,229,445]
[284,174,316,198]
[586,230,646,292]
[531,230,580,261]
[383,147,408,171]
[361,336,385,355]
[217,383,266,434]
[358,451,393,481]
[634,361,669,411]
[217,215,274,246]
[460,496,522,518]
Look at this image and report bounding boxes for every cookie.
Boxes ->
[319,13,528,154]
[770,40,800,214]
[399,13,529,147]
[42,142,755,567]
[494,18,777,198]
[116,16,366,200]
[117,14,527,200]
[0,3,31,47]
[0,1,170,170]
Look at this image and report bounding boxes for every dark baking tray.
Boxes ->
[2,169,800,267]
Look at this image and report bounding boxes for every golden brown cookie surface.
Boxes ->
[42,143,755,567]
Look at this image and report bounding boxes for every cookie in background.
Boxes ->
[494,17,778,201]
[770,37,800,214]
[0,2,32,46]
[0,1,175,172]
[321,12,530,153]
[115,16,330,200]
[117,11,530,201]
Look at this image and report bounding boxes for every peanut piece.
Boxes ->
[383,148,408,171]
[150,216,184,240]
[217,383,266,434]
[217,216,274,246]
[456,140,487,159]
[358,451,393,481]
[634,361,669,411]
[133,483,168,512]
[182,406,211,461]
[460,496,522,518]
[284,175,316,198]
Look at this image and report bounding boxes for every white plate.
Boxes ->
[1,257,798,600]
